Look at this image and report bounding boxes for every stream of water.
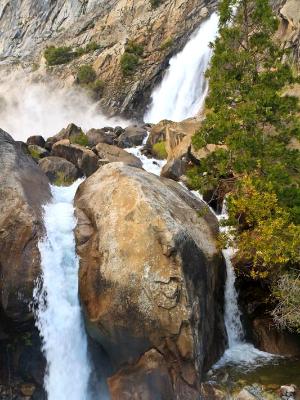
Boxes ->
[34,181,92,400]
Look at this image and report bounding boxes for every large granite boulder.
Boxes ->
[94,143,142,168]
[75,162,226,399]
[45,123,84,150]
[0,129,51,323]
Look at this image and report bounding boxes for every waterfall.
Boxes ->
[34,180,92,400]
[144,12,219,124]
[214,208,273,368]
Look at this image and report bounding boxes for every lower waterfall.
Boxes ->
[34,180,91,400]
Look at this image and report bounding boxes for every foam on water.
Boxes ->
[34,180,92,400]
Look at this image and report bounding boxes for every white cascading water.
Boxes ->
[214,207,273,368]
[34,180,92,400]
[144,12,219,123]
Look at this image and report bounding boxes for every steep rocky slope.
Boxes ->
[0,0,217,118]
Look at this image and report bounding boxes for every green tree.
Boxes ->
[190,0,300,329]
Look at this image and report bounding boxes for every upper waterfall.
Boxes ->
[144,12,219,124]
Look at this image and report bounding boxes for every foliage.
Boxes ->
[152,141,167,159]
[223,177,300,279]
[77,65,97,84]
[28,147,42,160]
[272,273,300,333]
[70,132,88,147]
[121,40,144,76]
[44,46,74,66]
[189,0,300,330]
[54,172,75,187]
[44,42,101,66]
[160,38,174,51]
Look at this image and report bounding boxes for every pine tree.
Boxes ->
[189,0,300,330]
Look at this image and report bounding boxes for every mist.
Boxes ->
[0,72,128,141]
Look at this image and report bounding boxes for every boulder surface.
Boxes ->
[75,162,226,398]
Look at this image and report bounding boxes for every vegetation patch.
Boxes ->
[44,41,101,66]
[76,65,104,100]
[152,141,167,159]
[121,40,144,76]
[54,172,75,187]
[189,0,300,331]
[150,0,164,9]
[160,37,174,51]
[70,132,88,147]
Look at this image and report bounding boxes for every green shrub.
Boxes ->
[54,172,74,187]
[89,79,105,99]
[125,41,144,57]
[70,132,88,147]
[77,65,97,84]
[160,38,173,51]
[152,141,167,159]
[28,147,41,160]
[85,41,101,53]
[44,46,74,66]
[121,40,144,76]
[120,52,140,76]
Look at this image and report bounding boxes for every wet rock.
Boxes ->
[161,158,187,181]
[86,128,117,147]
[38,156,81,184]
[116,125,148,148]
[114,126,125,137]
[45,123,84,150]
[75,163,226,398]
[94,143,142,168]
[0,128,51,323]
[26,135,45,148]
[51,139,98,177]
[251,318,300,357]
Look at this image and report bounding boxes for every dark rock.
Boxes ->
[86,128,116,147]
[94,143,142,168]
[161,158,187,181]
[51,139,99,177]
[116,125,147,148]
[0,128,51,323]
[251,318,300,357]
[114,126,125,137]
[38,156,81,184]
[27,135,45,148]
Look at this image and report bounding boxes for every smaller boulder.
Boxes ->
[117,125,147,148]
[236,389,257,400]
[94,143,142,168]
[38,156,81,185]
[86,128,117,147]
[45,123,84,150]
[51,140,98,177]
[161,158,187,181]
[27,135,46,148]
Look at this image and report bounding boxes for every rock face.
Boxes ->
[277,0,300,66]
[0,0,218,118]
[75,162,226,398]
[0,128,51,323]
